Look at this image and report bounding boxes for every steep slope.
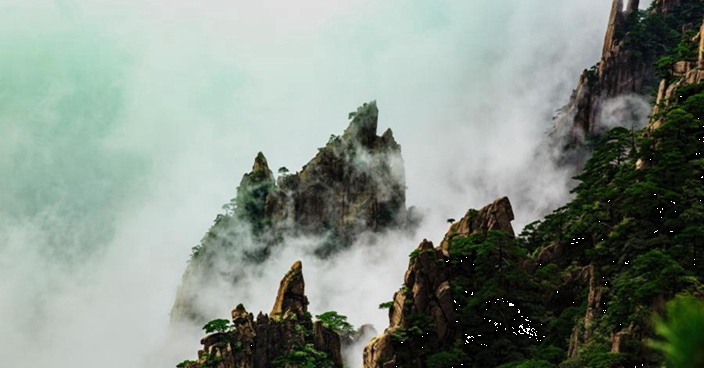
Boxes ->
[551,0,704,165]
[363,6,704,367]
[177,261,343,368]
[171,101,415,326]
[364,198,546,368]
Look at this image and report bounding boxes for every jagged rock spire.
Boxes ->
[342,100,379,148]
[253,151,269,170]
[183,261,342,368]
[171,101,410,327]
[365,197,516,368]
[603,0,625,55]
[231,303,250,325]
[439,196,515,254]
[271,260,309,317]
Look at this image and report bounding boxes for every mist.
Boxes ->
[0,0,631,367]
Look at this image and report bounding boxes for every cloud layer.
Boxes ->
[0,1,629,367]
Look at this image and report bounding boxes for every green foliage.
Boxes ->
[649,295,704,368]
[426,349,468,368]
[389,328,411,343]
[621,1,704,63]
[389,314,433,343]
[273,344,334,368]
[607,250,688,330]
[542,307,584,351]
[234,167,275,237]
[584,63,599,88]
[202,319,231,334]
[378,301,393,309]
[436,230,545,367]
[176,360,196,368]
[528,75,704,367]
[559,341,629,368]
[535,345,566,365]
[367,7,704,368]
[327,134,340,145]
[315,311,355,335]
[508,32,704,365]
[496,359,556,368]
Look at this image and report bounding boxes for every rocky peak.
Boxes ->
[342,101,379,148]
[231,303,249,324]
[550,0,672,160]
[271,260,309,317]
[252,152,273,177]
[650,17,704,130]
[439,196,515,254]
[603,0,625,56]
[263,100,409,245]
[364,197,517,368]
[602,0,640,52]
[180,261,342,368]
[171,101,411,329]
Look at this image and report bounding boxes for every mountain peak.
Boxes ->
[271,260,309,317]
[252,152,271,173]
[343,100,379,148]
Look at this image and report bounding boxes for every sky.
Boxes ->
[0,0,647,367]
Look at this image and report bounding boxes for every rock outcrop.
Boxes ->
[552,0,651,153]
[172,101,414,326]
[363,239,455,368]
[270,261,308,317]
[180,261,343,368]
[547,0,704,169]
[566,265,603,358]
[363,198,517,368]
[652,21,704,119]
[439,196,515,254]
[637,13,704,171]
[263,101,409,245]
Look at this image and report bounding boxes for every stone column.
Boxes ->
[603,0,625,56]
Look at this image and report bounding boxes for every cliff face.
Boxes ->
[179,261,343,368]
[171,101,413,326]
[264,101,409,246]
[651,21,704,122]
[363,198,534,368]
[562,11,704,360]
[550,0,702,165]
[552,0,647,151]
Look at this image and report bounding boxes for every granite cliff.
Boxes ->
[171,101,415,327]
[362,197,541,368]
[551,0,703,165]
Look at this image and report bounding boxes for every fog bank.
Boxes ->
[0,1,623,367]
